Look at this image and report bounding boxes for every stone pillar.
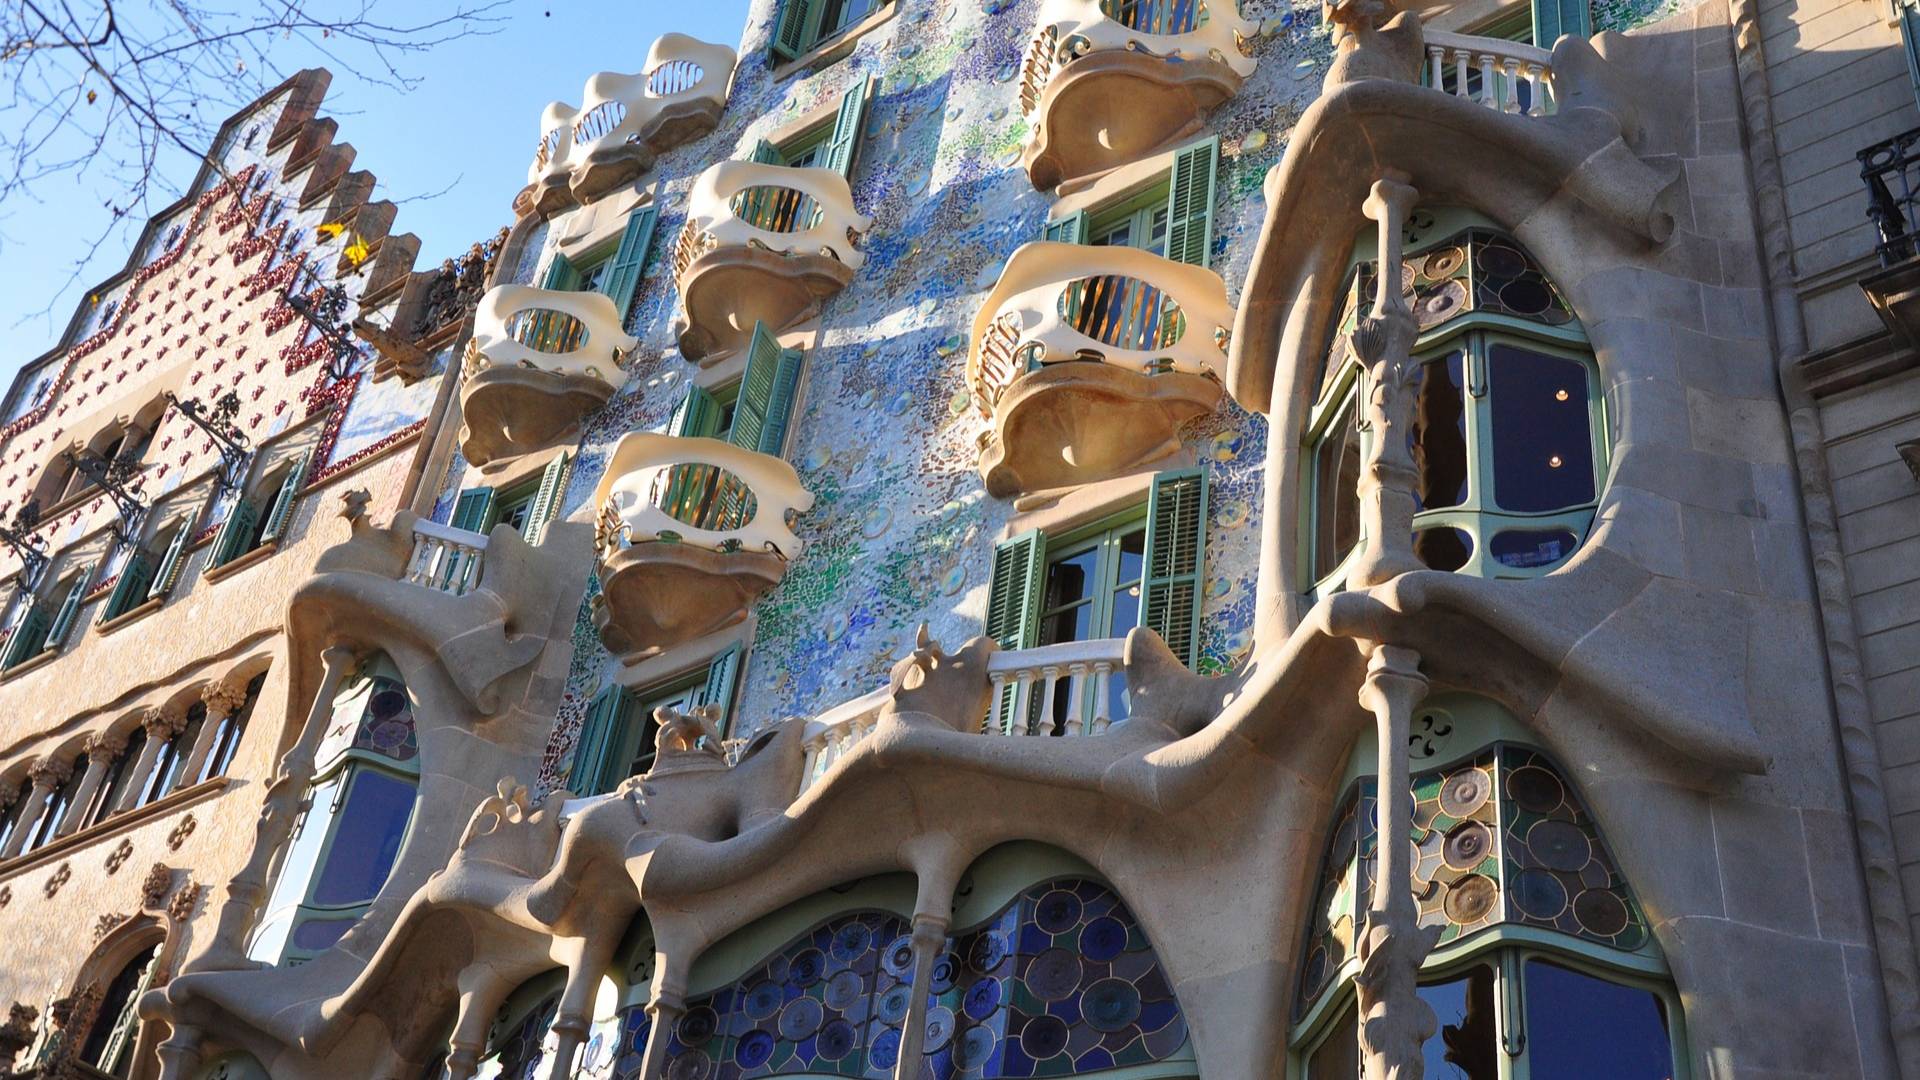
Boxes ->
[544,934,620,1080]
[153,1020,204,1080]
[1345,175,1426,594]
[197,645,355,970]
[178,678,250,784]
[636,965,685,1080]
[891,910,952,1078]
[113,705,186,813]
[1,758,72,859]
[58,730,128,837]
[1355,643,1439,1080]
[0,1002,38,1071]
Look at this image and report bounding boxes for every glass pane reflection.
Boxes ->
[1488,345,1594,514]
[1314,397,1363,581]
[1524,959,1674,1079]
[1420,964,1498,1080]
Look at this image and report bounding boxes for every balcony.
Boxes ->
[968,241,1230,496]
[1421,32,1557,117]
[1858,127,1920,346]
[672,160,871,364]
[526,34,738,215]
[591,432,816,661]
[1019,0,1257,190]
[459,284,638,467]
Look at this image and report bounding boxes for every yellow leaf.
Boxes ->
[85,89,97,105]
[344,237,371,267]
[315,221,346,240]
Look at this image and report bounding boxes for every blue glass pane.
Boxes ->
[1418,964,1497,1079]
[1488,345,1594,514]
[1489,528,1579,570]
[289,916,356,953]
[309,769,416,906]
[1523,960,1672,1078]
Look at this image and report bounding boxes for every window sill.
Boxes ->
[0,646,61,683]
[96,595,166,636]
[200,540,278,584]
[769,2,897,81]
[0,776,230,882]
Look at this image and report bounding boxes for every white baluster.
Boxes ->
[1428,46,1445,90]
[1092,661,1113,734]
[987,672,1008,734]
[802,737,822,788]
[1500,58,1521,113]
[1064,662,1088,736]
[1477,53,1496,108]
[1453,50,1469,100]
[1526,63,1546,116]
[1009,670,1034,736]
[1036,666,1061,736]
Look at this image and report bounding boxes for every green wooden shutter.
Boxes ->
[44,569,90,652]
[260,451,312,544]
[823,78,871,179]
[1043,211,1087,245]
[697,644,744,737]
[569,688,626,795]
[96,952,159,1073]
[749,140,785,165]
[770,0,818,62]
[1,605,48,669]
[1532,0,1590,45]
[1142,468,1210,667]
[539,252,580,292]
[1902,1,1920,115]
[728,323,806,458]
[211,499,259,567]
[99,550,154,623]
[523,454,573,546]
[985,530,1046,651]
[601,207,658,322]
[667,385,723,439]
[1165,137,1219,269]
[147,524,192,601]
[450,487,496,532]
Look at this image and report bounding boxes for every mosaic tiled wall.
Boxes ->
[464,0,1701,785]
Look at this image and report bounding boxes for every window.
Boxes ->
[211,451,311,569]
[448,452,574,545]
[478,973,565,1080]
[136,703,204,807]
[768,0,890,63]
[24,756,86,853]
[1307,227,1602,587]
[80,941,161,1077]
[1041,137,1218,268]
[249,654,418,966]
[667,322,804,458]
[196,673,264,784]
[87,731,141,828]
[568,645,741,796]
[1,566,92,671]
[539,205,658,322]
[99,517,192,623]
[0,785,27,852]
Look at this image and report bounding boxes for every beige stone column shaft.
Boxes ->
[152,1021,203,1080]
[198,645,356,968]
[113,705,186,813]
[444,977,512,1080]
[177,679,249,785]
[544,934,621,1080]
[1355,643,1439,1080]
[56,731,128,837]
[891,911,953,1078]
[2,759,72,859]
[636,984,686,1080]
[1346,175,1426,594]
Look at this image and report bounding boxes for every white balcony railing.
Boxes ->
[466,284,638,385]
[593,433,816,560]
[527,34,738,191]
[673,160,870,280]
[800,638,1128,790]
[968,241,1233,414]
[1423,31,1557,116]
[1019,0,1257,115]
[404,519,488,596]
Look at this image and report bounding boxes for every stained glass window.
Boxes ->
[477,991,560,1080]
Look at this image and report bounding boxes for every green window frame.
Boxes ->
[1086,185,1171,256]
[448,453,571,544]
[212,451,309,569]
[568,644,743,796]
[2,565,89,669]
[543,205,659,322]
[1531,0,1591,46]
[1040,135,1217,267]
[769,0,892,64]
[668,323,804,456]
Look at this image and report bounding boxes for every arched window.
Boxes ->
[0,780,28,852]
[1290,695,1681,1077]
[196,672,265,784]
[80,940,161,1077]
[24,754,87,853]
[476,972,564,1080]
[1306,219,1605,589]
[2,567,92,670]
[138,702,204,807]
[210,451,311,569]
[85,729,140,828]
[247,653,418,965]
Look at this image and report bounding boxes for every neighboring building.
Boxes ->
[5,0,1920,1075]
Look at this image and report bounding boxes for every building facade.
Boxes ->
[2,0,1919,1075]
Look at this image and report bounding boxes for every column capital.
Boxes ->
[83,728,130,760]
[141,703,188,738]
[200,678,251,718]
[27,756,72,787]
[0,780,19,806]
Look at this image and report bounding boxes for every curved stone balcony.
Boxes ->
[590,432,816,661]
[459,284,638,467]
[1019,0,1257,190]
[968,240,1230,496]
[672,160,871,364]
[1422,31,1558,115]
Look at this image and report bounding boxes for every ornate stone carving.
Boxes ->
[141,703,188,739]
[92,913,129,941]
[141,862,176,909]
[104,838,134,875]
[42,862,71,898]
[0,1002,39,1070]
[199,678,249,718]
[166,813,196,851]
[167,880,203,923]
[27,757,73,788]
[83,729,129,760]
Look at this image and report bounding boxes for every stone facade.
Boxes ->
[3,0,1920,1077]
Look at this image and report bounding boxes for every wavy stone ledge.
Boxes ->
[980,362,1223,497]
[592,542,787,662]
[458,365,616,468]
[571,98,725,205]
[674,246,855,365]
[1024,50,1243,191]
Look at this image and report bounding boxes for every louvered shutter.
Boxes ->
[985,531,1045,651]
[1043,211,1087,244]
[1532,0,1591,44]
[95,952,159,1074]
[211,499,259,567]
[770,0,818,62]
[1142,468,1209,667]
[697,644,743,737]
[539,252,580,291]
[146,524,192,601]
[749,140,785,165]
[728,323,805,458]
[44,569,90,652]
[99,550,154,623]
[523,454,573,546]
[450,487,496,532]
[823,77,871,179]
[667,386,722,439]
[600,207,658,322]
[260,451,312,544]
[1,605,47,668]
[569,688,626,795]
[1164,137,1219,269]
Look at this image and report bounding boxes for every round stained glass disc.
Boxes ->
[818,1018,858,1060]
[1026,948,1082,1001]
[742,981,782,1020]
[882,935,914,978]
[1476,242,1527,278]
[666,1050,712,1080]
[923,1005,956,1052]
[1415,280,1468,328]
[1079,916,1128,962]
[1511,868,1569,920]
[733,1030,775,1068]
[1019,1015,1071,1059]
[963,975,1002,1020]
[869,1028,901,1069]
[677,1007,718,1046]
[1527,819,1591,872]
[1423,246,1466,278]
[931,952,958,994]
[969,932,1010,973]
[1442,820,1492,871]
[956,1025,998,1068]
[1507,764,1564,814]
[824,970,863,1011]
[1573,888,1631,937]
[876,984,912,1024]
[789,948,826,986]
[1034,889,1082,933]
[777,995,823,1041]
[830,921,872,962]
[1082,977,1144,1032]
[1438,768,1492,818]
[1442,873,1498,924]
[1499,277,1554,316]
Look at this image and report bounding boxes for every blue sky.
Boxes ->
[0,0,754,377]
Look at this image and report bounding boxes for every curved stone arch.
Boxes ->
[59,912,170,1078]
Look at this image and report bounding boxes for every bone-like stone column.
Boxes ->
[177,678,250,785]
[891,911,953,1078]
[57,730,128,836]
[113,704,187,813]
[1355,643,1440,1080]
[544,934,620,1080]
[197,645,356,969]
[1345,175,1426,594]
[2,758,72,859]
[153,1020,204,1079]
[636,977,686,1080]
[443,975,512,1080]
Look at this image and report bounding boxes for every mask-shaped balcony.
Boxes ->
[591,432,815,661]
[1420,32,1558,116]
[672,160,871,365]
[969,241,1230,497]
[1019,0,1257,191]
[459,285,638,468]
[524,35,738,217]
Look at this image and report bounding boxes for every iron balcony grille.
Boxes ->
[1860,126,1920,267]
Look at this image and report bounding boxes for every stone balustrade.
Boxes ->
[459,284,639,466]
[1422,31,1557,116]
[526,34,738,212]
[402,519,488,596]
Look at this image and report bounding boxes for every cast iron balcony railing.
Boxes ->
[1861,126,1920,267]
[968,240,1231,495]
[458,284,638,466]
